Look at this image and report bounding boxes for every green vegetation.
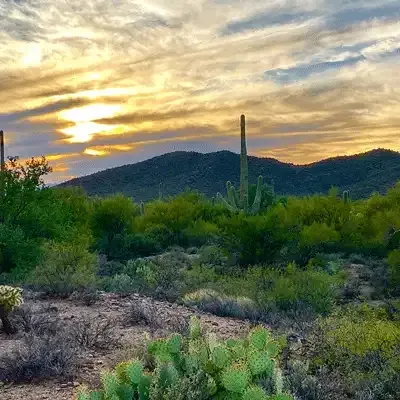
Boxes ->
[78,321,293,400]
[0,149,399,399]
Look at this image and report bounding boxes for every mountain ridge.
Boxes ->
[58,148,400,201]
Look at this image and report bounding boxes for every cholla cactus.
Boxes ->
[0,285,23,334]
[387,229,400,250]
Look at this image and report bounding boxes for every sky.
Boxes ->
[1,0,399,183]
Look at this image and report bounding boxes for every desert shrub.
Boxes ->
[182,220,220,247]
[217,212,285,266]
[103,273,138,295]
[78,321,294,400]
[318,305,400,369]
[123,250,191,300]
[68,316,117,349]
[285,360,349,400]
[98,254,125,277]
[183,289,262,321]
[10,303,60,336]
[197,245,228,270]
[300,222,341,251]
[69,287,100,306]
[126,301,163,331]
[135,192,219,249]
[28,241,98,296]
[314,305,400,399]
[254,264,342,315]
[0,332,78,382]
[28,242,98,295]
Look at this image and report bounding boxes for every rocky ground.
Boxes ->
[0,292,250,400]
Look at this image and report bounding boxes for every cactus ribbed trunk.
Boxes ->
[0,305,14,334]
[239,115,248,210]
[0,130,4,172]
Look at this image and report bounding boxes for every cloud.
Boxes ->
[0,0,399,183]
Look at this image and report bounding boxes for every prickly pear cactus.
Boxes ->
[247,350,274,376]
[248,326,270,350]
[243,385,268,400]
[75,322,295,400]
[221,361,251,393]
[0,285,23,312]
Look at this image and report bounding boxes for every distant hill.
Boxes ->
[58,149,400,201]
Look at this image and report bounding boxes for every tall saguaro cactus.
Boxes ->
[0,130,4,172]
[239,115,249,209]
[217,115,263,215]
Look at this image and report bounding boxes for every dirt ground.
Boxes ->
[0,292,250,400]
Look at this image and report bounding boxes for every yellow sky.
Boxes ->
[0,0,399,182]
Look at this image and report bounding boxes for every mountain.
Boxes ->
[58,149,400,201]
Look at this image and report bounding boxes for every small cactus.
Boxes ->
[343,190,350,203]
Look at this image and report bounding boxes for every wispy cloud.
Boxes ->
[0,0,399,183]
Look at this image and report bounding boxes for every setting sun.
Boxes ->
[58,104,122,143]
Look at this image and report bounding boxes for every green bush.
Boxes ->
[28,242,98,296]
[0,223,40,279]
[257,264,342,314]
[103,274,138,295]
[123,250,192,300]
[315,305,400,398]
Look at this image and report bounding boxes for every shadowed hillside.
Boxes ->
[59,148,400,201]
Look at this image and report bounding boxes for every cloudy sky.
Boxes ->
[1,0,399,183]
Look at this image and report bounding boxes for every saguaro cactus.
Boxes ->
[0,130,4,172]
[217,115,263,215]
[140,201,145,216]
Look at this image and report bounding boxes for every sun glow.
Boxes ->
[84,148,108,156]
[59,103,122,143]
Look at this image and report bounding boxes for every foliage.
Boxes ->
[314,305,400,398]
[78,321,294,400]
[28,241,98,296]
[0,156,52,225]
[122,250,191,300]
